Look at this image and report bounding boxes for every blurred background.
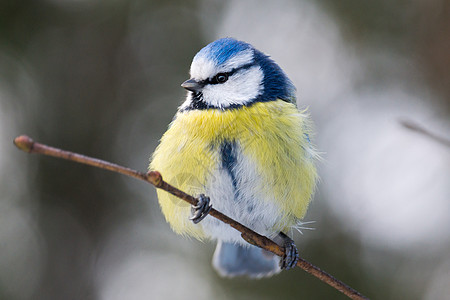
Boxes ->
[1,0,449,299]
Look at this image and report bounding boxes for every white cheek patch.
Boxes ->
[202,66,264,108]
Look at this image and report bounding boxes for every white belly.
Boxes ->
[199,143,285,244]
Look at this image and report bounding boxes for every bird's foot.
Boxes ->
[189,194,212,224]
[277,232,299,270]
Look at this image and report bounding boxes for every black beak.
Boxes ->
[181,78,203,92]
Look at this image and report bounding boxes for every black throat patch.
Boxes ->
[190,92,210,110]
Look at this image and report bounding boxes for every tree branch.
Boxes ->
[13,135,369,300]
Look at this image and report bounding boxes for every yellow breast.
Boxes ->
[150,100,318,239]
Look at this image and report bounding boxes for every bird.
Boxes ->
[150,37,318,278]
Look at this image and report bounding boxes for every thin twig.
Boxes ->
[400,119,450,148]
[13,135,369,300]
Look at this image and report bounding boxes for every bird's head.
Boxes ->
[180,38,296,110]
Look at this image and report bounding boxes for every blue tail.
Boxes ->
[212,241,281,278]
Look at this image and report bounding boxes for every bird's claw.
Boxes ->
[190,194,212,224]
[278,233,299,270]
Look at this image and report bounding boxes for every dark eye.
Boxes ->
[214,73,228,84]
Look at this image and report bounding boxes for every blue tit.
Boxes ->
[150,38,318,278]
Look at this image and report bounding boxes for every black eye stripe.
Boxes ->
[201,62,257,85]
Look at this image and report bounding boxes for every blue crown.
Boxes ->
[195,38,251,65]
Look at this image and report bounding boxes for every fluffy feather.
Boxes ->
[150,100,318,242]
